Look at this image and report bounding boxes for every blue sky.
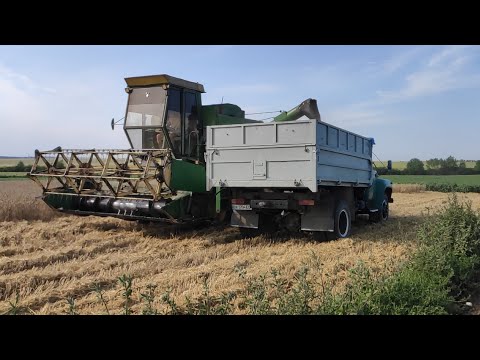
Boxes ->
[0,45,478,160]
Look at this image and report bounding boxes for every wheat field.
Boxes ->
[1,180,480,314]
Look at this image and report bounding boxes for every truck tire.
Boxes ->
[369,194,389,223]
[333,200,352,239]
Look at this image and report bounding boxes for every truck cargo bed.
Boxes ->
[206,119,374,192]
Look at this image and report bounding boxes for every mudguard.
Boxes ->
[365,177,393,211]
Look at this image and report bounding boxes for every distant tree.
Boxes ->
[56,160,66,169]
[14,161,26,172]
[438,158,446,169]
[426,158,441,170]
[406,158,425,175]
[440,156,458,174]
[443,156,458,169]
[457,160,467,174]
[475,160,480,173]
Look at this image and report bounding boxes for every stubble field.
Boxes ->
[1,180,480,314]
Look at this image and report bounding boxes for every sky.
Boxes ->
[0,45,478,161]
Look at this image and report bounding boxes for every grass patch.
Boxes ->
[0,158,35,167]
[139,195,480,314]
[384,174,480,186]
[393,184,426,193]
[384,175,480,193]
[324,194,480,314]
[374,161,477,170]
[0,172,28,181]
[424,183,480,193]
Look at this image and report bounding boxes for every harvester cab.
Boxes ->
[122,74,205,161]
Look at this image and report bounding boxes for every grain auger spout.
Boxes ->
[273,98,321,122]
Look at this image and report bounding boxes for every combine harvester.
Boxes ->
[29,74,393,239]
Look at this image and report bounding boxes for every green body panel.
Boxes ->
[43,192,77,211]
[161,191,192,218]
[169,159,206,193]
[215,186,221,213]
[200,104,260,126]
[364,177,393,210]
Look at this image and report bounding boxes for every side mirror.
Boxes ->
[111,117,125,130]
[387,160,392,171]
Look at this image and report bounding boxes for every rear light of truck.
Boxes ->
[231,198,245,205]
[298,199,315,206]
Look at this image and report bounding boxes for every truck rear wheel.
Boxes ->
[333,200,352,239]
[369,194,389,223]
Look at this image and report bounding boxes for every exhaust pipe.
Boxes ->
[274,98,321,122]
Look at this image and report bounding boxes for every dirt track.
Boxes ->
[1,180,480,314]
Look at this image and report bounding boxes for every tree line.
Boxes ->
[377,156,480,175]
[2,158,480,176]
[0,160,66,173]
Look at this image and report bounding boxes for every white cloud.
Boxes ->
[0,63,57,94]
[323,107,388,129]
[382,46,427,74]
[427,45,472,67]
[0,77,47,127]
[320,45,480,136]
[43,87,57,94]
[0,63,129,156]
[213,83,282,95]
[377,45,480,102]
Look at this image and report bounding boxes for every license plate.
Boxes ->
[232,204,252,210]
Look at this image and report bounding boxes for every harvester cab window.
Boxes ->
[165,88,182,155]
[126,129,142,149]
[124,86,167,149]
[143,128,168,149]
[125,87,165,127]
[184,91,199,158]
